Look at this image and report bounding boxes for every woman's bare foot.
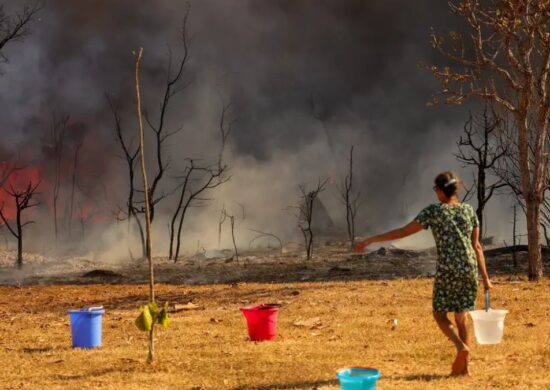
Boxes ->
[451,347,470,376]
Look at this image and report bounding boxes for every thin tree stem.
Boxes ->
[135,47,155,363]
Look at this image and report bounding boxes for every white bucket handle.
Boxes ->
[484,290,491,312]
[86,305,104,311]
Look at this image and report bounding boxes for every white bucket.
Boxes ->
[469,309,509,344]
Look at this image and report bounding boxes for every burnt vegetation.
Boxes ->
[337,146,362,250]
[455,105,507,238]
[297,178,329,261]
[0,179,40,268]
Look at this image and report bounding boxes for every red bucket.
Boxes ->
[240,304,280,341]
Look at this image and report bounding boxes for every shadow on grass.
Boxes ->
[51,363,141,382]
[386,373,448,382]
[3,283,323,314]
[77,285,318,312]
[51,367,120,381]
[21,346,71,353]
[231,379,339,390]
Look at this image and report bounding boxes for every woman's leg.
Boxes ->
[433,312,468,351]
[454,312,470,347]
[454,312,471,375]
[433,312,469,375]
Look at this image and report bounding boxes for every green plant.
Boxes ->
[135,302,171,332]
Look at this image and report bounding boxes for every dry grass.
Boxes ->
[0,278,549,389]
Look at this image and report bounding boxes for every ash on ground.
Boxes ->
[0,240,544,286]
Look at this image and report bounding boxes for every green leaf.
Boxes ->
[135,305,154,332]
[158,303,171,328]
[147,302,160,320]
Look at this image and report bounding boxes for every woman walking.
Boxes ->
[354,171,492,376]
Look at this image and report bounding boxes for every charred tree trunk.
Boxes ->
[338,146,361,250]
[133,213,146,258]
[50,114,67,247]
[168,164,194,260]
[67,142,81,238]
[298,178,328,261]
[173,202,188,262]
[218,205,227,249]
[455,107,507,240]
[229,214,239,264]
[108,95,146,258]
[476,169,486,238]
[16,207,22,268]
[302,226,313,261]
[170,103,231,262]
[172,173,225,262]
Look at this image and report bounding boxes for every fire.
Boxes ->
[0,161,109,226]
[0,165,42,220]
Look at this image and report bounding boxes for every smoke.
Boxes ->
[0,0,515,260]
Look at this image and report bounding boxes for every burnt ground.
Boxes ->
[0,241,545,286]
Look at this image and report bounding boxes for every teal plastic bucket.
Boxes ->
[67,307,105,348]
[337,367,381,390]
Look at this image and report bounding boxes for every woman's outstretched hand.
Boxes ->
[354,238,371,253]
[483,278,493,291]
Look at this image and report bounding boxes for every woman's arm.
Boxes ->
[354,220,423,252]
[471,227,492,290]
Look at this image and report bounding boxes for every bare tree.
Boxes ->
[48,113,68,246]
[67,140,82,238]
[298,178,328,261]
[218,204,227,249]
[494,113,550,253]
[0,179,40,268]
[429,1,550,281]
[338,146,362,250]
[218,103,234,173]
[0,2,41,69]
[141,7,191,224]
[461,173,476,202]
[169,159,228,262]
[108,96,146,258]
[221,209,239,264]
[110,8,210,263]
[77,202,88,241]
[168,101,232,262]
[308,94,340,182]
[455,105,507,237]
[111,8,191,255]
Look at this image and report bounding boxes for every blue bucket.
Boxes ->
[67,307,105,348]
[337,367,381,390]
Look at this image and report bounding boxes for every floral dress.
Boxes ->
[415,203,479,312]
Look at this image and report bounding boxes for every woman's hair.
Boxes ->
[434,171,461,198]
